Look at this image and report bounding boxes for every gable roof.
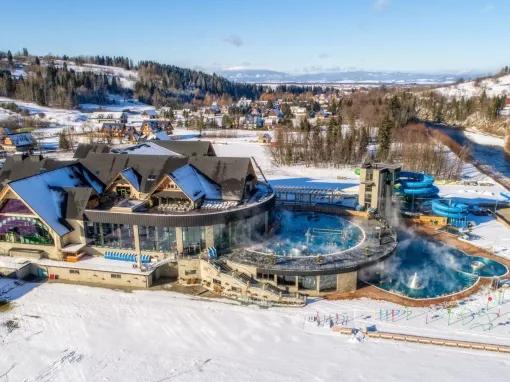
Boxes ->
[111,142,183,157]
[8,164,104,236]
[79,152,187,194]
[0,155,76,185]
[152,140,216,157]
[168,164,221,202]
[65,187,93,219]
[73,143,111,159]
[120,167,141,192]
[188,157,253,201]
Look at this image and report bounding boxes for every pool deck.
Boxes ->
[326,223,510,307]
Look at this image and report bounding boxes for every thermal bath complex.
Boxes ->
[0,145,506,304]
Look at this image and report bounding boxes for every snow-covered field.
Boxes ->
[53,60,139,89]
[436,73,510,98]
[0,96,88,128]
[1,279,509,382]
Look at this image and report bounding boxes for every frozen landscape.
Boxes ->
[1,279,510,382]
[2,3,510,379]
[0,113,509,380]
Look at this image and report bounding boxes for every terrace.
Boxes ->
[91,182,274,216]
[228,212,397,276]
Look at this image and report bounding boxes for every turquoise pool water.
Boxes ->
[256,210,364,257]
[361,230,508,299]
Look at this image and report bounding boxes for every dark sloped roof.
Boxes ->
[79,152,188,194]
[188,157,252,201]
[65,187,93,219]
[8,164,104,236]
[152,140,216,157]
[0,155,76,185]
[73,143,111,159]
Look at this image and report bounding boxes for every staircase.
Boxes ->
[203,258,305,306]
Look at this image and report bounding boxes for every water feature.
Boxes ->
[361,230,508,299]
[255,210,364,257]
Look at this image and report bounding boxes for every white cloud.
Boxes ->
[373,0,390,12]
[223,34,244,47]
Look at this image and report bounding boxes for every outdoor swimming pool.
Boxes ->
[254,210,365,257]
[361,230,508,299]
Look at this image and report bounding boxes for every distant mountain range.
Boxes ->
[218,69,484,85]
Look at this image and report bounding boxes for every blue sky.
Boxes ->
[2,0,509,73]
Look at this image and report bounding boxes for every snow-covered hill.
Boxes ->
[53,60,138,89]
[436,74,510,98]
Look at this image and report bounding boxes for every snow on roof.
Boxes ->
[90,111,126,119]
[120,167,141,192]
[169,164,221,202]
[154,131,171,141]
[7,133,35,147]
[9,164,104,236]
[114,142,183,157]
[195,168,222,200]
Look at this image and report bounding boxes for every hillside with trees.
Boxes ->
[134,61,263,107]
[0,50,265,108]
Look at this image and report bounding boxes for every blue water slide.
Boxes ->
[398,172,439,197]
[431,199,468,219]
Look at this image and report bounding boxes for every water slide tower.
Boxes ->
[358,163,401,218]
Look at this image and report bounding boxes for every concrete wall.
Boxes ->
[0,242,57,259]
[336,271,357,292]
[31,263,151,288]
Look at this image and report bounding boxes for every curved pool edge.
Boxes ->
[324,277,491,308]
[362,275,482,303]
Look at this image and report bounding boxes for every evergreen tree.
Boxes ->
[377,114,393,161]
[7,50,13,65]
[58,131,72,151]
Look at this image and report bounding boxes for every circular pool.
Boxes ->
[256,210,364,257]
[360,230,508,299]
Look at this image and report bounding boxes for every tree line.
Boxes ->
[0,62,120,108]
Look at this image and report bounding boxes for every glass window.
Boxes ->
[0,215,53,245]
[182,226,205,253]
[298,276,317,291]
[139,226,177,253]
[213,224,229,250]
[85,222,134,249]
[319,274,337,292]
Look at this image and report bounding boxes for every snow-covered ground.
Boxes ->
[53,60,138,89]
[436,74,510,98]
[0,279,509,382]
[0,96,88,129]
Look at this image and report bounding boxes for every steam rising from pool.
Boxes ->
[253,210,364,257]
[359,228,507,299]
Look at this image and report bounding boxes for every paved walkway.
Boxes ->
[333,326,510,354]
